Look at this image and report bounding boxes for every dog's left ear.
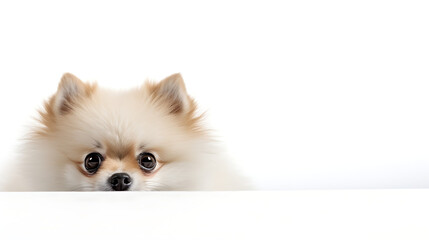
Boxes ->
[153,73,191,114]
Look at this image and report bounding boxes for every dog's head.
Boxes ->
[34,73,214,191]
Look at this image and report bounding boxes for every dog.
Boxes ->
[2,73,246,191]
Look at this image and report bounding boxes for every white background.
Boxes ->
[0,0,429,190]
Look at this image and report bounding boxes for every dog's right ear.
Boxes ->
[53,73,94,115]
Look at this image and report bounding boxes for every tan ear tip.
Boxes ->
[61,72,76,80]
[168,72,183,81]
[160,72,186,88]
[59,72,83,86]
[173,72,182,77]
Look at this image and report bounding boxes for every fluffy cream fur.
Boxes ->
[3,73,246,191]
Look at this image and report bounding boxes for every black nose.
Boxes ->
[109,173,132,191]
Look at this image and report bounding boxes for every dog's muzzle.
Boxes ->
[108,172,132,191]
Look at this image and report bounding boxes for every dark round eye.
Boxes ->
[137,152,157,172]
[84,152,103,173]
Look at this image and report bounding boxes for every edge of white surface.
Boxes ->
[0,190,428,240]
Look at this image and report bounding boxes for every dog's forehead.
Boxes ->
[96,118,137,159]
[105,141,134,159]
[77,87,175,158]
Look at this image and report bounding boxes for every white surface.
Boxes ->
[0,190,428,240]
[0,0,429,190]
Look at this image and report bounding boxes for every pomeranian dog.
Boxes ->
[3,73,246,191]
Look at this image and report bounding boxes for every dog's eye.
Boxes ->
[84,152,103,173]
[137,152,157,172]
